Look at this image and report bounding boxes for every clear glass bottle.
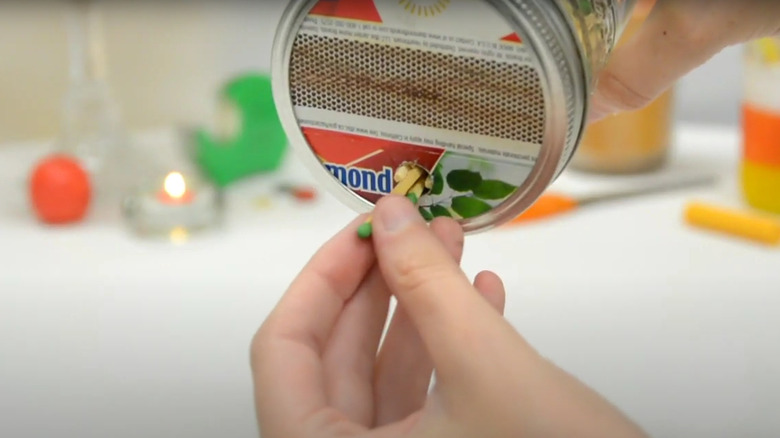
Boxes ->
[60,0,123,172]
[57,0,137,216]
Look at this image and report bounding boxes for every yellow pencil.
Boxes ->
[684,202,780,246]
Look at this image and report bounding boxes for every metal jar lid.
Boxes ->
[272,0,587,233]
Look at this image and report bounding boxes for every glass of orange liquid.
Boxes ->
[570,0,675,174]
[741,37,780,215]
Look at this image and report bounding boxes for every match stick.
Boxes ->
[405,177,426,205]
[344,149,384,167]
[358,166,427,239]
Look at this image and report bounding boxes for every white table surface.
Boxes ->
[1,124,778,438]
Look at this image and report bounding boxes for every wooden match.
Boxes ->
[357,165,428,238]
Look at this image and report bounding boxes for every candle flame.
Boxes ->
[164,172,187,199]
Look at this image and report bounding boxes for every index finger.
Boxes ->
[251,215,375,434]
[263,215,375,352]
[370,196,515,383]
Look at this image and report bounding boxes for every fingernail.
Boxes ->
[588,90,617,122]
[587,100,608,122]
[375,195,420,233]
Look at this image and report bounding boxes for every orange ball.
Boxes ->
[29,154,91,224]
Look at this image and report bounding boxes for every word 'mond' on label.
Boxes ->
[323,164,394,194]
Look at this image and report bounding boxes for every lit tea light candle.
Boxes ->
[158,171,194,204]
[122,169,223,239]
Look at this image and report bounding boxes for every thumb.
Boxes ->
[370,196,506,379]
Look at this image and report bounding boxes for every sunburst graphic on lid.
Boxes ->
[399,0,450,17]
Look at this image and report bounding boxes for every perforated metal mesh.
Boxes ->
[289,34,545,145]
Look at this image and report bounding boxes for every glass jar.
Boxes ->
[272,0,639,232]
[741,37,780,214]
[561,0,639,84]
[570,0,675,174]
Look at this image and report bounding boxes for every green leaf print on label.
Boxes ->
[446,169,482,192]
[451,196,493,218]
[430,205,452,218]
[472,180,517,200]
[422,151,534,222]
[431,166,444,196]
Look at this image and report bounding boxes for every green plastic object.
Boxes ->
[195,73,287,187]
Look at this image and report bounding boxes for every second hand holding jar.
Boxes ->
[272,0,638,232]
[571,0,675,174]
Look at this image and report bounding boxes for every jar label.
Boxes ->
[287,0,547,220]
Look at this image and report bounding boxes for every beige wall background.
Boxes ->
[0,1,742,146]
[0,1,286,146]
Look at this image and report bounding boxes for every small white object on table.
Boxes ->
[0,125,777,438]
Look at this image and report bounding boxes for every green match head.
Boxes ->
[357,222,373,239]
